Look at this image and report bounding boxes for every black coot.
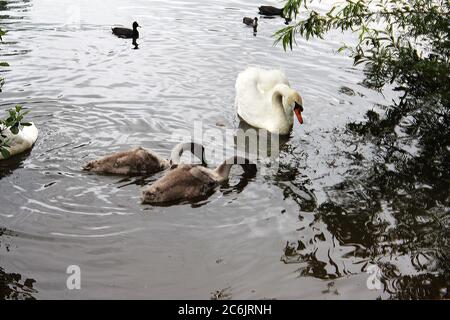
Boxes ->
[258,6,283,16]
[258,6,291,24]
[243,17,258,32]
[112,21,140,39]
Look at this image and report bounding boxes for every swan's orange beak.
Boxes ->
[294,103,304,124]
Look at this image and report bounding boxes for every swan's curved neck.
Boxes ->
[271,83,295,126]
[169,142,207,166]
[272,84,293,111]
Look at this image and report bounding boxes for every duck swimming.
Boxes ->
[141,156,256,205]
[235,67,304,135]
[258,5,283,15]
[112,21,140,39]
[258,6,291,24]
[82,142,206,175]
[243,17,258,33]
[0,123,38,160]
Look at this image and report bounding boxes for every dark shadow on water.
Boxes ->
[269,141,318,213]
[0,149,32,180]
[278,92,449,298]
[220,163,257,196]
[0,228,37,300]
[0,267,37,300]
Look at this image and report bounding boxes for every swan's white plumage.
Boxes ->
[0,123,38,159]
[235,67,302,135]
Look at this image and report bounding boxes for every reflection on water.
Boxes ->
[0,266,37,299]
[0,0,448,299]
[132,38,139,50]
[0,149,31,179]
[0,228,37,300]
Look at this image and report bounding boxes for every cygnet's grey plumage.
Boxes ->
[141,156,256,204]
[82,142,206,175]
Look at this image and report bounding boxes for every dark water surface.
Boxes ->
[0,0,448,299]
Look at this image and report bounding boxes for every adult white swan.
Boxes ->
[235,67,304,135]
[0,123,38,159]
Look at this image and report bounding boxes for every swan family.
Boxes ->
[83,144,256,205]
[2,5,305,206]
[81,65,304,205]
[92,6,304,205]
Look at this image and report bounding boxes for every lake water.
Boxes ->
[0,0,448,299]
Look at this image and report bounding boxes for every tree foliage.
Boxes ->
[275,0,449,92]
[275,1,450,298]
[275,0,449,180]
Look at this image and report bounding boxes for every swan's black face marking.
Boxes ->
[294,102,304,112]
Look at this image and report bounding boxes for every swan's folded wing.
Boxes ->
[256,69,290,93]
[235,68,267,121]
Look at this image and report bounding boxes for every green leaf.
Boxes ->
[10,125,19,135]
[0,62,9,67]
[1,147,10,159]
